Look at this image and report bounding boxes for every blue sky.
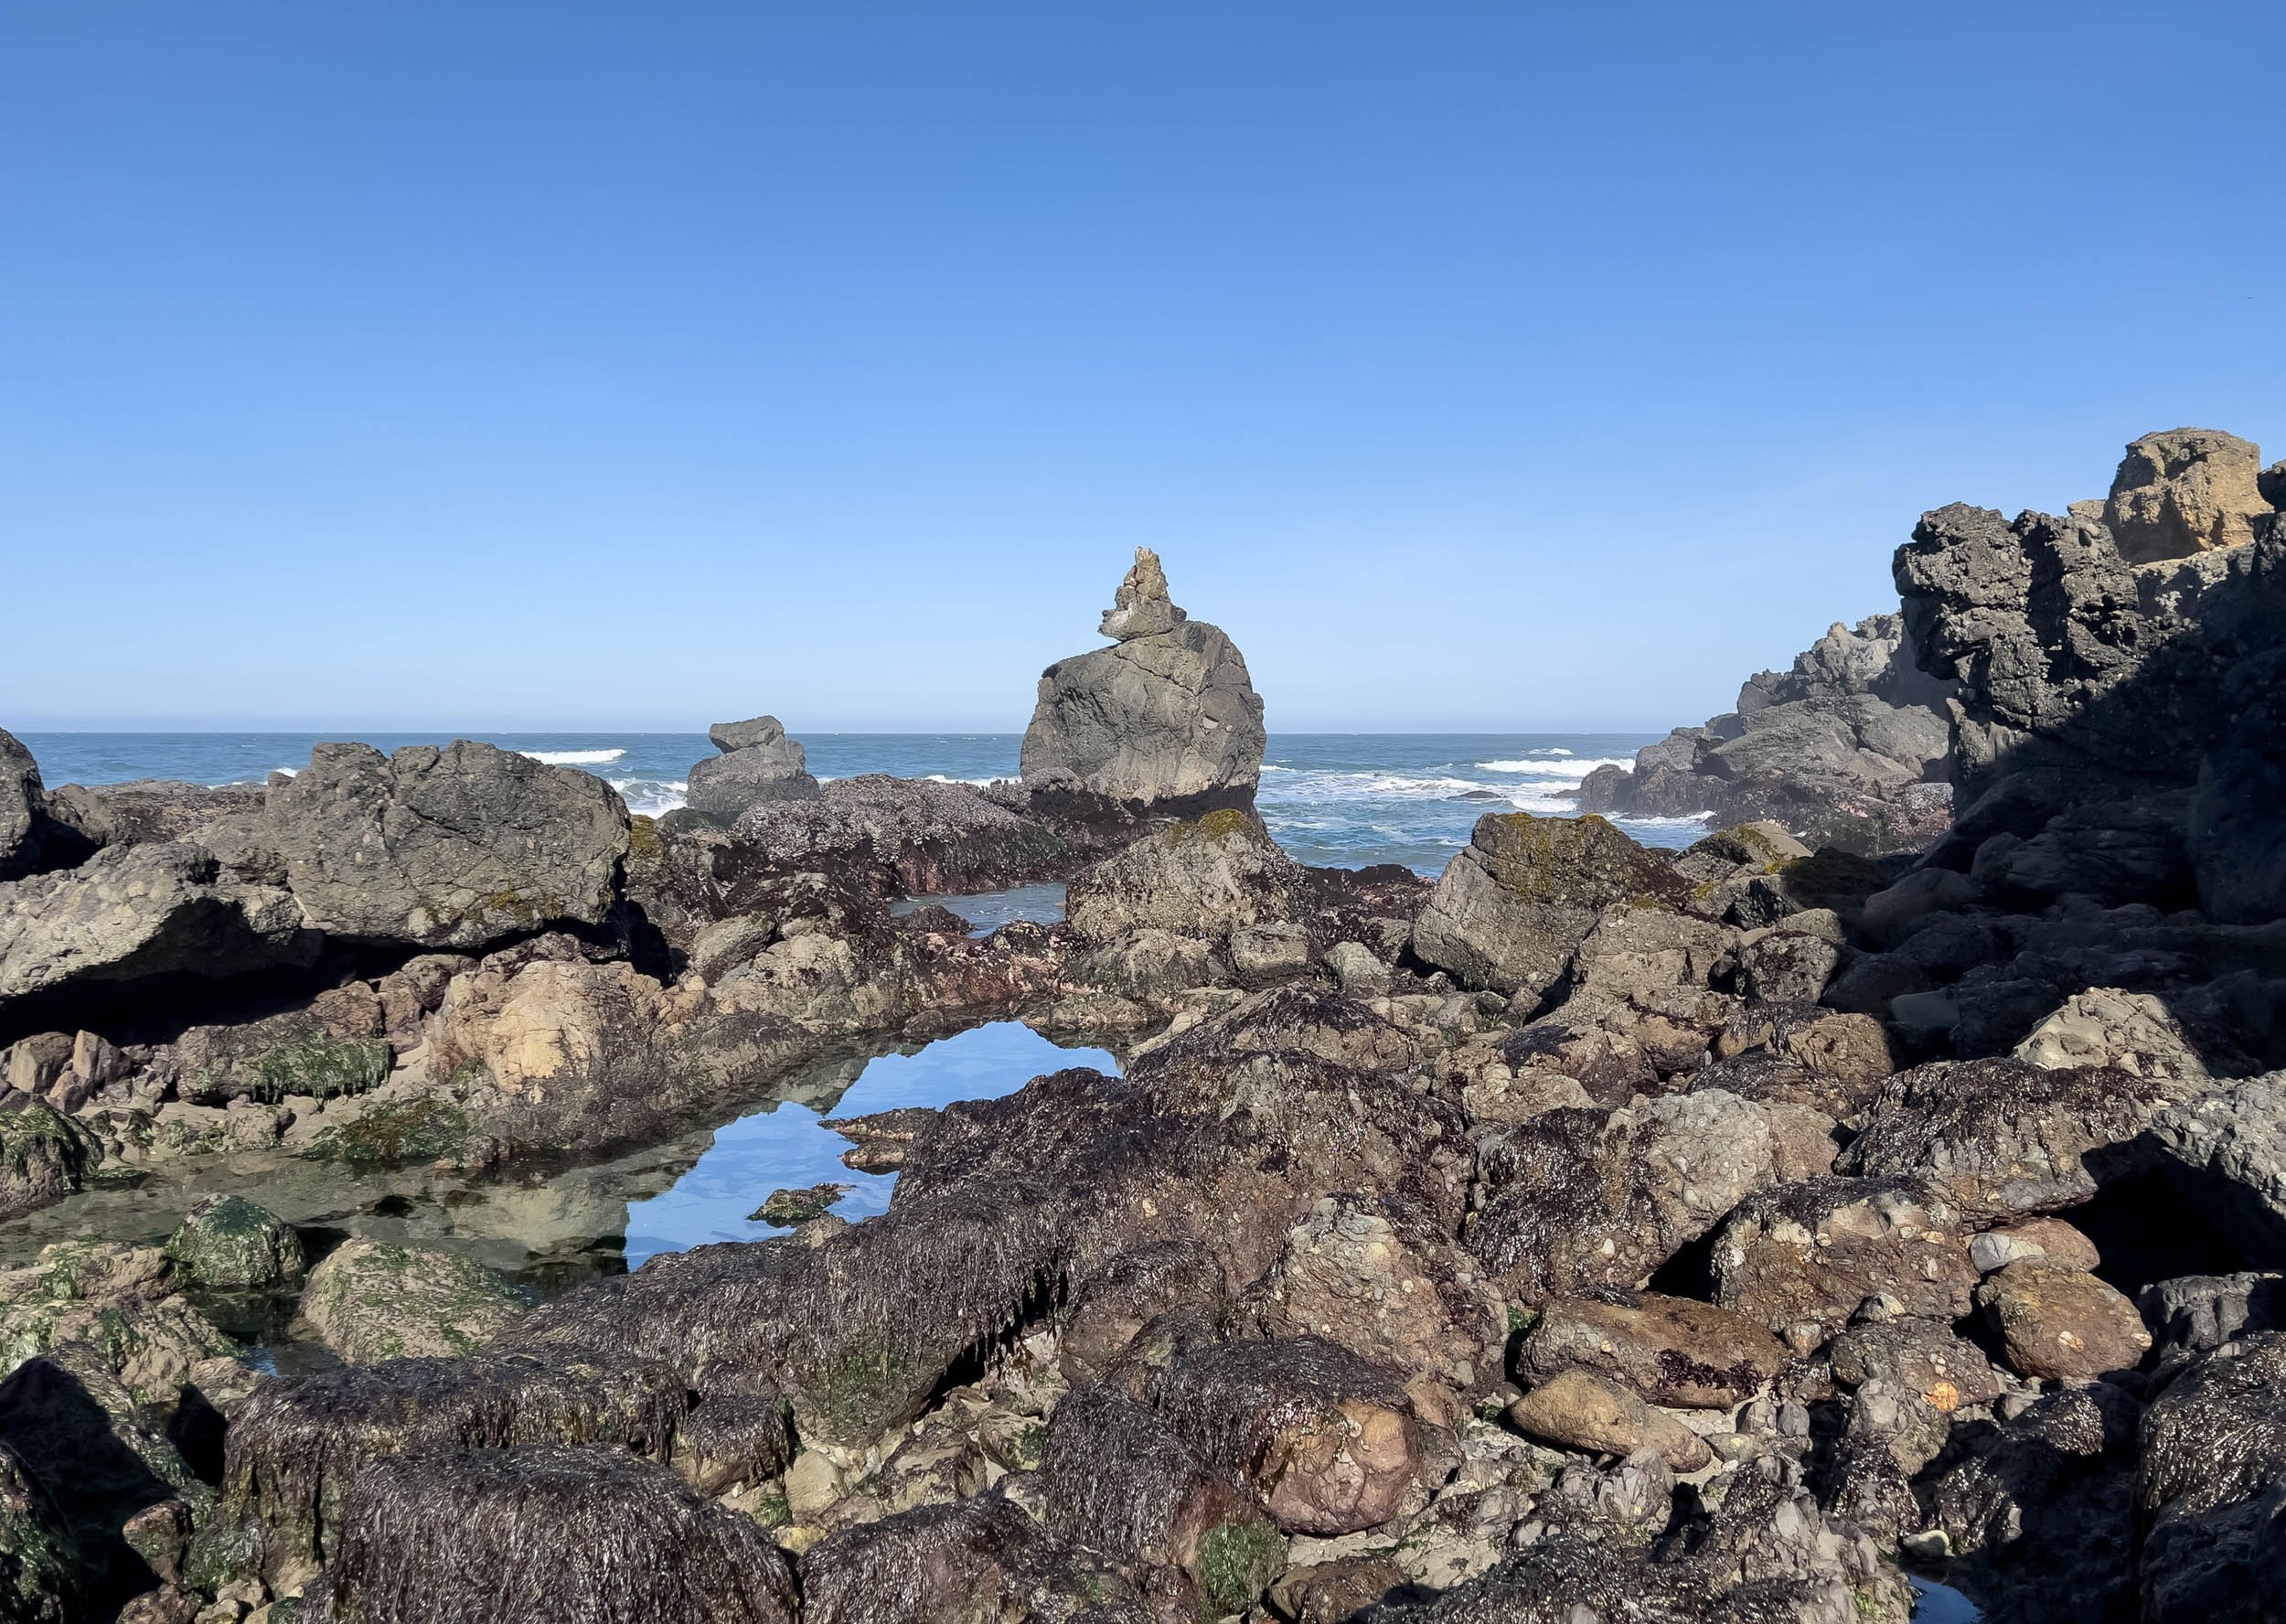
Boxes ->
[4,2,2280,732]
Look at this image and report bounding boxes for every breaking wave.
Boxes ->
[524,748,627,766]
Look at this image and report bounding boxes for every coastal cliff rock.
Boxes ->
[1894,428,2285,923]
[1020,549,1266,816]
[1577,614,1956,855]
[229,741,630,951]
[684,715,820,822]
[0,732,49,883]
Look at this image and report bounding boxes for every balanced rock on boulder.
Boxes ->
[686,714,821,822]
[1020,549,1266,816]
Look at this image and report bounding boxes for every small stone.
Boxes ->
[1507,1367,1713,1472]
[1971,1216,2102,1276]
[750,1182,852,1227]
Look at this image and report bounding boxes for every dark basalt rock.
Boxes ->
[2137,1331,2286,1623]
[684,715,820,823]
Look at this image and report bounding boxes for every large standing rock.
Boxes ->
[685,714,821,822]
[1020,549,1266,815]
[250,741,629,950]
[2103,428,2271,563]
[1410,813,1690,999]
[1065,808,1304,946]
[0,842,314,1004]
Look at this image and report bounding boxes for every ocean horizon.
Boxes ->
[16,729,1710,874]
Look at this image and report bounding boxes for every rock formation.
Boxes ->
[685,716,820,823]
[1020,549,1266,816]
[1578,613,1956,854]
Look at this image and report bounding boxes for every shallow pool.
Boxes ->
[887,881,1067,935]
[624,1020,1116,1265]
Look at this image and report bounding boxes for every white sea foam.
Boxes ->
[924,774,1001,787]
[1475,757,1629,778]
[525,748,627,766]
[611,777,689,817]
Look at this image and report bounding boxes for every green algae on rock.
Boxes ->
[165,1195,305,1291]
[295,1238,526,1363]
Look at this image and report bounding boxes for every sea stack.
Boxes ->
[1020,549,1266,817]
[687,715,821,821]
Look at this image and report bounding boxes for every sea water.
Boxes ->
[16,731,1710,873]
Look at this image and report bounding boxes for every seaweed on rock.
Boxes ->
[310,1445,798,1624]
[799,1491,1149,1624]
[200,1351,687,1593]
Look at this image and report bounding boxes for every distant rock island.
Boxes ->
[3,435,2286,1624]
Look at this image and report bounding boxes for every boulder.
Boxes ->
[725,775,1069,900]
[1976,1259,2151,1381]
[0,1437,75,1624]
[2144,1072,2286,1251]
[1161,1336,1418,1534]
[1827,1319,2002,1414]
[0,842,313,1004]
[1970,1215,2102,1275]
[38,778,263,854]
[1507,1367,1711,1472]
[312,1445,800,1624]
[0,1103,97,1222]
[0,731,48,884]
[1410,813,1689,999]
[1065,807,1303,946]
[800,1494,1145,1624]
[1516,1291,1786,1408]
[1839,1055,2190,1217]
[2103,427,2271,563]
[296,1238,527,1362]
[249,741,629,950]
[2013,986,2211,1081]
[2138,1332,2286,1623]
[1712,1177,1979,1348]
[164,1196,304,1290]
[685,714,820,821]
[0,1243,236,1406]
[1020,549,1267,814]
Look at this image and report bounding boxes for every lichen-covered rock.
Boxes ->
[1976,1259,2150,1381]
[1411,813,1690,998]
[312,1444,799,1624]
[247,740,629,950]
[1839,1055,2192,1217]
[1507,1367,1711,1472]
[1160,1336,1418,1534]
[1468,1090,1832,1301]
[1020,550,1266,815]
[685,714,820,822]
[1517,1291,1786,1408]
[1253,1194,1503,1405]
[1064,808,1302,946]
[1712,1176,1979,1348]
[165,1195,304,1290]
[0,841,314,1002]
[297,1239,526,1363]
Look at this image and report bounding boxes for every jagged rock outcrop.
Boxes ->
[1894,429,2285,923]
[1578,614,1957,854]
[1020,549,1266,816]
[684,715,820,823]
[722,775,1069,901]
[225,742,631,951]
[0,731,49,884]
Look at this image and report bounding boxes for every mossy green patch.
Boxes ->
[807,1339,920,1440]
[626,814,662,863]
[255,1035,391,1104]
[1196,1518,1285,1617]
[302,1097,472,1167]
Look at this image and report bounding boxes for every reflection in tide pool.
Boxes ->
[887,881,1067,935]
[1908,1577,1981,1621]
[623,1020,1117,1266]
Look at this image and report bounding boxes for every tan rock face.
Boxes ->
[1518,1292,1788,1408]
[1976,1259,2151,1381]
[1507,1367,1711,1471]
[1712,1177,1980,1349]
[2103,427,2270,563]
[2012,987,2210,1083]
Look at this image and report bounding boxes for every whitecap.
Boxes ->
[524,748,627,766]
[1476,757,1629,779]
[924,774,999,787]
[611,777,689,817]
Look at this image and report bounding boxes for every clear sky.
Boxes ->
[4,3,2281,732]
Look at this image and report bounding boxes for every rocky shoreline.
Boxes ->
[2,456,2284,1624]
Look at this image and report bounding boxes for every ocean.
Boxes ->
[16,731,1710,873]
